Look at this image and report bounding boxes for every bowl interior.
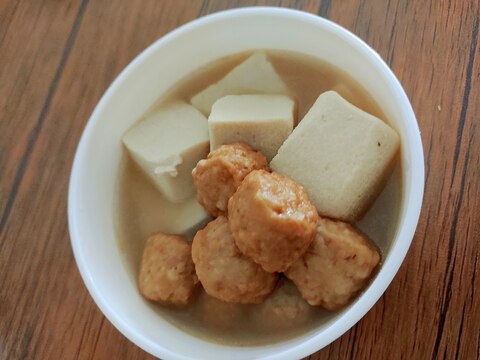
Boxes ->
[69,8,423,360]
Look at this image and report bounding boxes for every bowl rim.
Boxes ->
[68,6,424,360]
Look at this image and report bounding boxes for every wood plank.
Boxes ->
[0,0,84,230]
[0,0,478,359]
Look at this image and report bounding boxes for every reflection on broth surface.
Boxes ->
[116,50,402,346]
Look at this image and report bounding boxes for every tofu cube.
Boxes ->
[270,91,400,221]
[191,52,291,116]
[208,95,295,161]
[123,101,209,203]
[286,217,380,310]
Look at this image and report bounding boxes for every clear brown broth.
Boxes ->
[115,50,403,346]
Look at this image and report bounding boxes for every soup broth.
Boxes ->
[116,50,402,346]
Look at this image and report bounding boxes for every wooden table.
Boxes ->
[1,1,479,359]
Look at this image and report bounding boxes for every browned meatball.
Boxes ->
[192,142,269,217]
[253,278,314,332]
[192,216,277,304]
[285,217,380,311]
[138,233,199,306]
[228,170,319,273]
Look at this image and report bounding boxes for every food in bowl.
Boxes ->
[253,278,315,332]
[190,52,291,115]
[138,233,199,306]
[270,90,399,221]
[192,142,269,217]
[192,216,278,304]
[228,169,319,273]
[285,217,381,310]
[116,50,402,345]
[122,101,209,203]
[208,94,295,161]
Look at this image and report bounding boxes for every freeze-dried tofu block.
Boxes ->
[271,91,400,221]
[209,94,295,161]
[191,53,290,116]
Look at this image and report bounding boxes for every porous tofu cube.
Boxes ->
[123,101,209,203]
[191,53,290,116]
[270,91,400,221]
[286,217,380,311]
[208,95,295,161]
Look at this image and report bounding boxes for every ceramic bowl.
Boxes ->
[68,7,424,360]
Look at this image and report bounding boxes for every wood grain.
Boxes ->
[0,0,83,230]
[0,1,478,359]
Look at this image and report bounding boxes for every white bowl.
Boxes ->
[68,7,424,360]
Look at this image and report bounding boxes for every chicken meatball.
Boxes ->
[285,217,381,310]
[138,233,199,306]
[228,170,319,272]
[192,143,269,217]
[253,278,314,332]
[192,216,277,303]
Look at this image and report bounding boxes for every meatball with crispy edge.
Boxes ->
[138,233,199,306]
[192,216,278,304]
[228,170,319,273]
[192,142,269,217]
[285,217,381,311]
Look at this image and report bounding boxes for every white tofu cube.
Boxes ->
[191,53,290,116]
[270,91,400,221]
[208,95,295,161]
[123,101,209,203]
